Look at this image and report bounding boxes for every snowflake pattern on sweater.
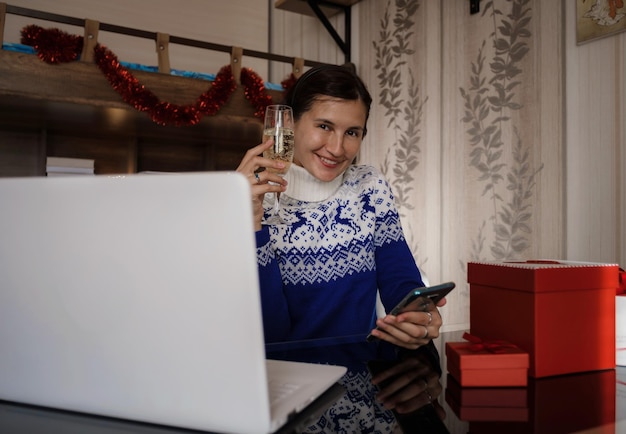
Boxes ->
[256,165,423,342]
[302,369,396,433]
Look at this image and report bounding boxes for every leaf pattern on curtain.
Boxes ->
[459,0,544,261]
[372,0,428,267]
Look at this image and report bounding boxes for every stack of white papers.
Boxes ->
[46,157,95,176]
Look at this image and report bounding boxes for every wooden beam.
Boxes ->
[0,50,283,121]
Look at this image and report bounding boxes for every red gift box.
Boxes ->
[445,392,529,422]
[445,374,527,407]
[617,293,626,366]
[468,369,616,433]
[468,260,619,378]
[445,374,528,422]
[617,267,626,295]
[445,338,529,387]
[618,268,626,366]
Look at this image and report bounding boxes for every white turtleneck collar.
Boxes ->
[283,163,344,202]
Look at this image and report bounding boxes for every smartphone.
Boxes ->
[367,282,455,342]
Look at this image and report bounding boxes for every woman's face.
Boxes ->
[293,96,367,182]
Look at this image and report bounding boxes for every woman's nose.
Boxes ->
[326,133,344,156]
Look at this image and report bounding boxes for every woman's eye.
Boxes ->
[319,124,330,131]
[347,130,361,138]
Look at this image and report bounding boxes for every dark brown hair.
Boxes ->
[284,64,372,136]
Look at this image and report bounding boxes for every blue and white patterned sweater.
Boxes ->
[256,164,424,343]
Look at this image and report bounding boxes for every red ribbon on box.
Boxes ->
[462,332,519,354]
[617,268,626,295]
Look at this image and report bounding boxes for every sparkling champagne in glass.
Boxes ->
[262,105,295,221]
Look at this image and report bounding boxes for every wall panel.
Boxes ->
[565,1,625,265]
[4,0,270,77]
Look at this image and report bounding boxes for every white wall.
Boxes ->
[5,1,346,85]
[268,1,346,82]
[565,1,626,265]
[4,0,271,77]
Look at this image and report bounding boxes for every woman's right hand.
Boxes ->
[370,356,444,415]
[236,138,288,231]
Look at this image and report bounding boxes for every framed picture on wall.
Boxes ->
[577,0,626,44]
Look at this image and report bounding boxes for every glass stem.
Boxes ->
[273,192,280,215]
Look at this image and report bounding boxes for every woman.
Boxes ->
[237,65,445,349]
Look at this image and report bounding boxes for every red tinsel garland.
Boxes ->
[21,25,83,64]
[280,74,298,96]
[20,25,296,126]
[240,68,273,120]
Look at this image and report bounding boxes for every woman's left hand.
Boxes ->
[370,298,446,350]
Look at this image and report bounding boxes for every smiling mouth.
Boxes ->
[318,155,341,167]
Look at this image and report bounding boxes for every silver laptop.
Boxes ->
[0,172,346,434]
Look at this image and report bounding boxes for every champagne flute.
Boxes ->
[262,104,295,223]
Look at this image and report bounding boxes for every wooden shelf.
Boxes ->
[275,0,361,18]
[0,50,280,121]
[0,49,283,177]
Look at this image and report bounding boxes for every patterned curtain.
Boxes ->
[356,0,564,329]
